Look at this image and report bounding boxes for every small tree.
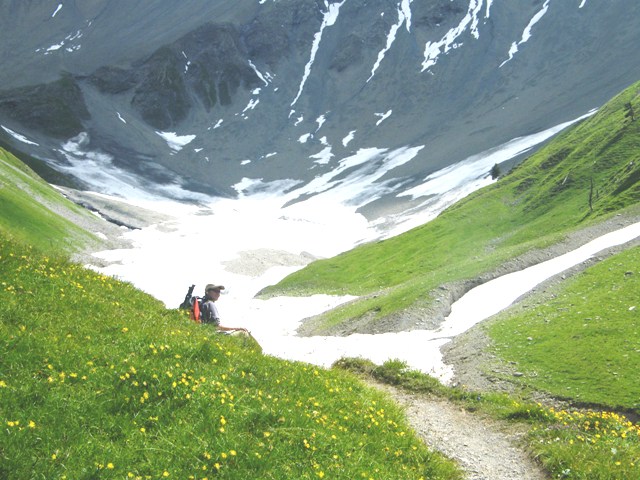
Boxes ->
[490,163,501,180]
[624,102,636,122]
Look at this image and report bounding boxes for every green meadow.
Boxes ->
[488,244,640,411]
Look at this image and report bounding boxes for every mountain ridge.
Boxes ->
[1,0,639,219]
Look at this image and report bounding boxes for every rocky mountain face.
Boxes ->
[1,0,639,216]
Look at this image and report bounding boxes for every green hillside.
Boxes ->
[261,80,640,334]
[488,243,640,410]
[0,147,99,254]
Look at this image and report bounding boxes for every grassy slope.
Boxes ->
[261,81,640,332]
[0,147,97,254]
[488,244,640,411]
[0,236,460,479]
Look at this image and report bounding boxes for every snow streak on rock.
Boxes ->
[296,146,423,207]
[291,0,346,107]
[367,0,413,82]
[421,0,487,72]
[500,0,551,67]
[1,126,39,146]
[249,60,270,86]
[375,110,392,125]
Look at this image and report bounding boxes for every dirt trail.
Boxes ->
[375,384,548,480]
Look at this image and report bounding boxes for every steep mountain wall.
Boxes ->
[1,0,639,216]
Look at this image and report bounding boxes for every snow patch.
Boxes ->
[299,133,312,144]
[310,146,333,165]
[342,130,356,147]
[391,110,596,235]
[156,131,196,152]
[375,110,392,125]
[242,98,260,113]
[316,114,327,131]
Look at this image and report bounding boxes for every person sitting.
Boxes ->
[201,283,250,336]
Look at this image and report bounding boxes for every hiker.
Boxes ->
[201,283,251,336]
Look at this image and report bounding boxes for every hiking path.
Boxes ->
[375,383,548,480]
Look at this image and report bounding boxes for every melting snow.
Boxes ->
[70,107,614,379]
[375,110,392,125]
[310,146,333,165]
[85,109,634,380]
[421,0,487,72]
[156,131,196,152]
[342,130,356,147]
[316,114,327,131]
[299,133,312,144]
